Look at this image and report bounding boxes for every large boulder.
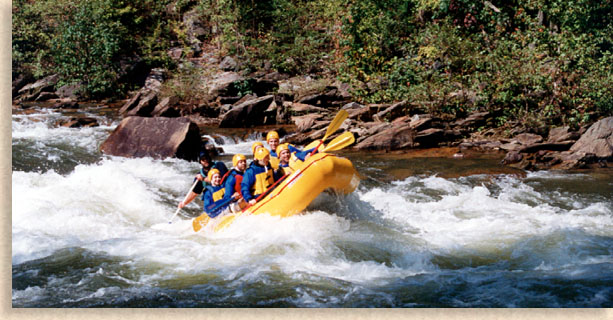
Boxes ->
[569,117,613,159]
[354,122,415,150]
[100,117,201,161]
[219,95,275,127]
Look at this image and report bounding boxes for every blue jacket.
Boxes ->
[223,169,243,201]
[271,144,313,161]
[240,161,282,202]
[202,184,229,218]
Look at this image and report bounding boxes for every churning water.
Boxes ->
[11,107,613,307]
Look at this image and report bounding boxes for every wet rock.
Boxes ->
[100,116,201,161]
[569,117,613,159]
[51,99,79,109]
[219,95,275,127]
[502,151,523,165]
[58,117,99,128]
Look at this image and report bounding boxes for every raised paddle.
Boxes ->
[321,131,355,152]
[168,179,199,224]
[309,110,348,156]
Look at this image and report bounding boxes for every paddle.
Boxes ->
[168,179,199,224]
[309,110,348,156]
[321,131,355,152]
[193,196,236,232]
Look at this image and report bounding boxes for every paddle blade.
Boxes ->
[322,132,355,152]
[303,139,321,151]
[323,110,348,141]
[192,213,210,232]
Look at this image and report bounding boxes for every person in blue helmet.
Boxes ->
[202,169,238,218]
[177,151,228,210]
[240,147,283,206]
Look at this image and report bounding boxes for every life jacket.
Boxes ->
[223,168,244,195]
[202,184,227,217]
[241,161,274,201]
[279,162,293,175]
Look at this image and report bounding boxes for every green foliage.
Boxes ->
[13,0,174,98]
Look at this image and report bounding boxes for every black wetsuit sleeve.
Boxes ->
[192,179,204,194]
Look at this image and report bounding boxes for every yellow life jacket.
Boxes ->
[251,167,275,196]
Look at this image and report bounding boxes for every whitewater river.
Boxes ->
[11,106,613,307]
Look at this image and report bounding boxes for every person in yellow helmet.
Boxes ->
[178,151,228,210]
[240,147,283,205]
[220,153,248,212]
[276,143,293,175]
[266,130,315,168]
[202,169,238,218]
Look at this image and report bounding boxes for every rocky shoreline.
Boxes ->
[12,50,612,171]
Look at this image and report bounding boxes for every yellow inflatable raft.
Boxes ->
[193,152,360,232]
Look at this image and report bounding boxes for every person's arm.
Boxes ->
[240,170,255,202]
[178,191,198,209]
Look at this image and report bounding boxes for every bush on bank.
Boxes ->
[13,0,612,130]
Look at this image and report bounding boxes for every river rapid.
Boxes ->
[11,106,613,307]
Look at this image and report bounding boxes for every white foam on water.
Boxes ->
[358,175,613,254]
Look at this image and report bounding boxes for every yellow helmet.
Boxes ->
[251,141,264,154]
[266,130,279,141]
[276,143,290,155]
[232,153,246,167]
[254,147,270,161]
[207,168,220,181]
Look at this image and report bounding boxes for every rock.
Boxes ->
[253,78,279,96]
[354,122,415,150]
[569,117,613,159]
[126,90,158,117]
[518,141,575,153]
[151,96,181,117]
[372,100,408,122]
[219,95,275,127]
[18,74,59,101]
[58,117,99,128]
[35,91,59,101]
[346,106,374,122]
[292,114,324,133]
[502,151,523,165]
[219,56,238,71]
[100,116,201,161]
[167,47,183,60]
[341,102,364,110]
[514,133,544,145]
[12,73,34,97]
[56,83,82,99]
[414,128,445,148]
[207,72,244,96]
[408,114,433,131]
[547,126,581,143]
[51,100,79,109]
[284,102,328,115]
[452,111,489,128]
